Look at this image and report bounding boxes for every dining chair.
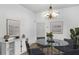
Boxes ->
[25,40,45,55]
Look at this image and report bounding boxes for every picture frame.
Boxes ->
[6,19,20,37]
[50,21,63,34]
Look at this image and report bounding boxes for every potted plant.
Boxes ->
[46,32,54,48]
[46,32,53,38]
[46,32,53,42]
[70,28,78,49]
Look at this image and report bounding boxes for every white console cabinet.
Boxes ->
[0,38,21,55]
[1,41,15,55]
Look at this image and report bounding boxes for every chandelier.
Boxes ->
[42,5,59,19]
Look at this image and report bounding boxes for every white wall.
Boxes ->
[59,6,79,39]
[0,4,36,54]
[36,5,79,41]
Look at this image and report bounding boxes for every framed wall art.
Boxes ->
[6,19,20,37]
[50,21,63,34]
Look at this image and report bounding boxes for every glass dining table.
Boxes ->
[38,39,69,55]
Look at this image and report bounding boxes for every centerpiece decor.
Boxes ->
[4,35,9,42]
[46,32,53,38]
[46,32,53,43]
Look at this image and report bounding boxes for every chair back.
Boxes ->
[25,41,31,54]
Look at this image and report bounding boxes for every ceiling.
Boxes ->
[21,4,79,13]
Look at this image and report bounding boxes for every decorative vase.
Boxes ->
[4,35,9,42]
